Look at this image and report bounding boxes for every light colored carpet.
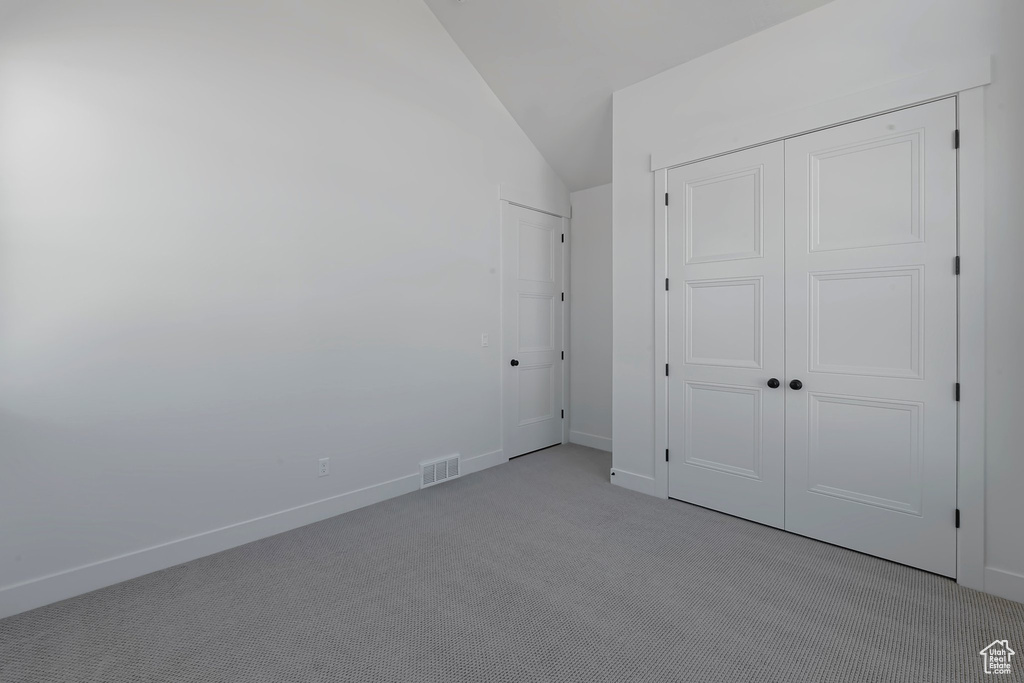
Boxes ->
[1,444,1022,682]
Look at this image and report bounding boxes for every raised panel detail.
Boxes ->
[684,382,762,480]
[810,267,922,378]
[686,277,762,369]
[518,293,554,352]
[518,363,554,425]
[810,132,923,252]
[518,221,554,283]
[686,166,762,263]
[807,394,923,515]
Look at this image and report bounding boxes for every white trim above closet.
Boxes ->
[650,55,990,173]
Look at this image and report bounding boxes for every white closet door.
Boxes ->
[667,142,786,528]
[502,202,564,458]
[783,98,958,576]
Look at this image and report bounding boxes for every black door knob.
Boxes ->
[510,359,519,367]
[767,378,780,389]
[789,379,803,390]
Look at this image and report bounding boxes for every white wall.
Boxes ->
[983,0,1024,598]
[613,0,1024,600]
[0,0,567,617]
[568,184,612,451]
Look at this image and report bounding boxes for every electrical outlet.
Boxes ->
[481,333,489,347]
[318,458,330,477]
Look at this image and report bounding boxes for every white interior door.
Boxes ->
[667,142,786,528]
[783,98,958,576]
[502,202,564,458]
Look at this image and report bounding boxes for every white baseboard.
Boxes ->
[461,449,506,475]
[0,448,508,620]
[610,467,658,496]
[569,430,612,452]
[985,566,1024,604]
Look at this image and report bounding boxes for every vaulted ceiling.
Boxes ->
[423,0,834,191]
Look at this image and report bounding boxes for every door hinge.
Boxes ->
[955,509,961,528]
[665,278,669,291]
[954,129,960,149]
[561,233,564,243]
[664,192,669,206]
[561,292,564,302]
[955,256,960,275]
[665,448,669,463]
[665,364,669,377]
[955,383,961,401]
[561,409,564,419]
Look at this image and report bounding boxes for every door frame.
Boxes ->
[651,57,990,590]
[499,199,571,460]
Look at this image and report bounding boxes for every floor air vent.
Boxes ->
[421,455,460,488]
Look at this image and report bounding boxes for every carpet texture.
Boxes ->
[1,444,1022,682]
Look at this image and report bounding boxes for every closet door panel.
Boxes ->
[783,98,958,577]
[667,142,786,528]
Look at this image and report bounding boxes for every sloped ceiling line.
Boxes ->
[423,0,834,191]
